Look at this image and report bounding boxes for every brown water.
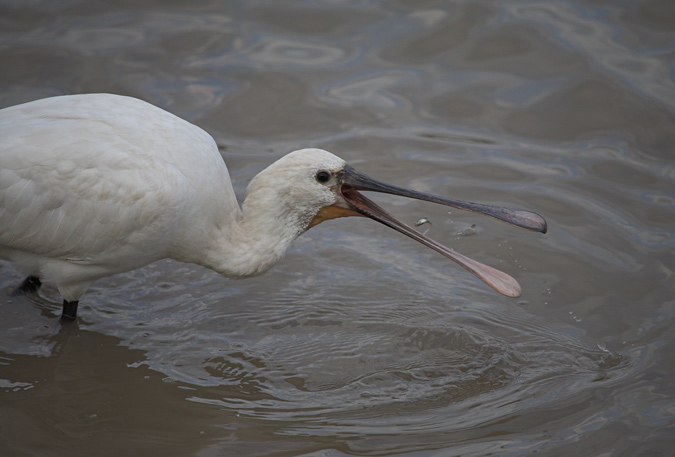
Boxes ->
[1,1,674,456]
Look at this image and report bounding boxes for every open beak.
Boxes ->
[312,165,547,298]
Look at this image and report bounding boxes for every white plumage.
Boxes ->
[1,94,546,319]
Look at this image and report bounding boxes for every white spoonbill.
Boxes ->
[0,94,547,320]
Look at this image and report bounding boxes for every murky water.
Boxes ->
[1,1,674,455]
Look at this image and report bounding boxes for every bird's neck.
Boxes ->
[200,190,311,279]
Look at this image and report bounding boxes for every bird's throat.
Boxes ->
[307,204,363,229]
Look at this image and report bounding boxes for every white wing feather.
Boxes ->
[0,94,239,275]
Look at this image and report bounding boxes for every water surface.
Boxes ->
[1,1,674,456]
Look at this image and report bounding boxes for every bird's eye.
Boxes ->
[315,170,331,184]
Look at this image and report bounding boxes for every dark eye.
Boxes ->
[315,170,331,184]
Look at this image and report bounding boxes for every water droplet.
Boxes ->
[415,217,431,227]
[415,217,432,235]
[568,310,582,323]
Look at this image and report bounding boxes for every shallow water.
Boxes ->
[1,1,674,456]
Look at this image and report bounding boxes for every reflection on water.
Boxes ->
[1,0,674,456]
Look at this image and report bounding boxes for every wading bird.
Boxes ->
[0,94,546,320]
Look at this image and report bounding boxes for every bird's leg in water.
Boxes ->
[61,300,79,321]
[11,276,42,296]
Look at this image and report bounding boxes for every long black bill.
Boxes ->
[338,165,547,298]
[342,165,547,233]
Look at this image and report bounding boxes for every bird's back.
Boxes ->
[0,94,239,284]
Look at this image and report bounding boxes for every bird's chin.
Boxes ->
[307,202,363,229]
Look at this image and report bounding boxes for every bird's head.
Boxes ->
[247,148,547,298]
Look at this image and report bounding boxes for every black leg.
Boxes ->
[11,275,42,296]
[60,300,79,321]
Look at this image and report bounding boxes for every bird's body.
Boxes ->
[2,95,236,300]
[1,94,546,319]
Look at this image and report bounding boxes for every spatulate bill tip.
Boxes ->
[507,208,547,234]
[482,269,522,298]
